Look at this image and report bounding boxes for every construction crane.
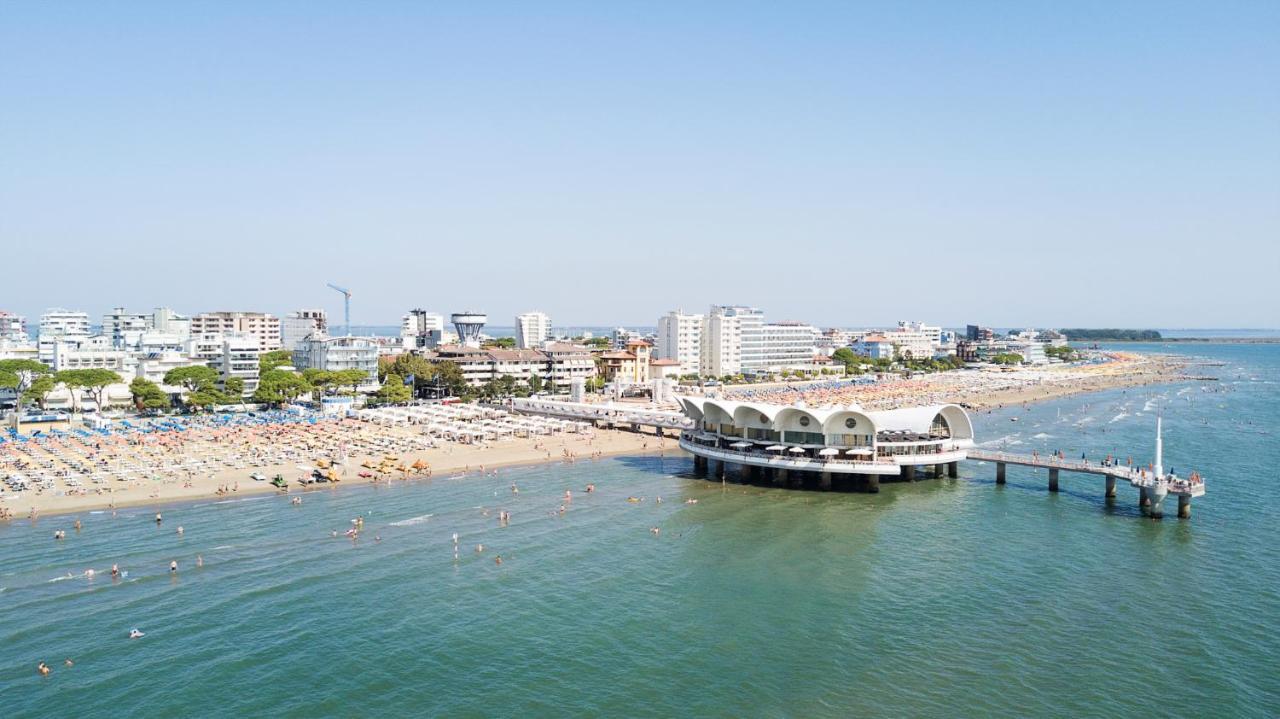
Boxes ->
[327,283,352,336]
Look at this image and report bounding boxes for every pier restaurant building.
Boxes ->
[676,396,975,491]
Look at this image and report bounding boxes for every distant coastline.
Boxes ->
[1092,337,1280,344]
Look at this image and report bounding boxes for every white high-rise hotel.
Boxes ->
[657,305,819,378]
[514,311,551,349]
[656,310,703,376]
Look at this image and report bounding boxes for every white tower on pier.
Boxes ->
[1154,415,1164,478]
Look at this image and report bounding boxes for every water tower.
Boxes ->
[451,311,487,347]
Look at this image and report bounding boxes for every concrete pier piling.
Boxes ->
[996,462,1006,484]
[1048,468,1060,492]
[865,474,880,494]
[715,460,726,480]
[948,461,958,478]
[1139,487,1151,514]
[775,468,788,485]
[693,455,708,476]
[1105,475,1117,499]
[1178,494,1191,519]
[820,472,832,490]
[903,465,916,481]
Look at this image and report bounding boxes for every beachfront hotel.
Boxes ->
[675,396,974,491]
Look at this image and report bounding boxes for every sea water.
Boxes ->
[2,343,1277,717]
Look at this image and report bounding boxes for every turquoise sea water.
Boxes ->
[3,343,1277,717]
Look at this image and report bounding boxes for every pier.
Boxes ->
[966,417,1205,519]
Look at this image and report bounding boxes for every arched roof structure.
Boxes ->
[673,396,973,443]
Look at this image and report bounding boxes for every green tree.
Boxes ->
[484,337,516,349]
[528,373,543,393]
[23,374,56,410]
[54,369,122,411]
[433,361,468,397]
[992,353,1024,365]
[164,365,221,393]
[224,376,246,398]
[331,368,370,394]
[129,377,171,411]
[163,365,225,410]
[374,373,412,404]
[253,369,312,406]
[259,349,295,373]
[184,387,227,410]
[386,354,436,397]
[0,359,52,406]
[302,368,333,400]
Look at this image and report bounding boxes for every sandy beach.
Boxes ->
[2,420,665,519]
[3,352,1193,520]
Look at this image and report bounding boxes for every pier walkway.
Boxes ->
[966,448,1205,518]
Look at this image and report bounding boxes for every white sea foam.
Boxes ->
[1143,400,1159,412]
[1109,413,1129,424]
[1032,433,1051,440]
[390,514,434,527]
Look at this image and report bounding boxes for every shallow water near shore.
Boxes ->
[3,343,1278,717]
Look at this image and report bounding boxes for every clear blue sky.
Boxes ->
[2,1,1277,329]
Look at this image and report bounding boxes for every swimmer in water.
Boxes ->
[37,661,50,676]
[495,555,503,565]
[155,513,162,524]
[129,629,144,639]
[74,519,82,531]
[169,560,178,573]
[177,526,184,535]
[64,658,74,667]
[650,527,660,535]
[452,532,459,545]
[196,555,203,567]
[586,483,595,493]
[476,543,484,553]
[111,563,120,578]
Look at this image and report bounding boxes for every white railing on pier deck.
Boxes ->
[967,449,1206,497]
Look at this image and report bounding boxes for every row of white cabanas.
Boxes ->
[355,405,593,444]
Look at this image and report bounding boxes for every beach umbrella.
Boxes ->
[788,447,806,454]
[730,441,751,448]
[818,447,840,456]
[765,445,786,452]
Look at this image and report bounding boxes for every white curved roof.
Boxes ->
[673,396,972,439]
